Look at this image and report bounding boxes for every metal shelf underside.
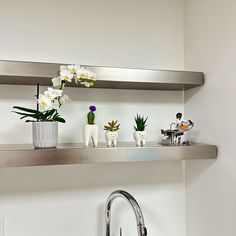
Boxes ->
[0,142,217,168]
[0,60,204,90]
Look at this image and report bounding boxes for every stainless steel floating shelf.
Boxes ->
[0,143,217,168]
[0,60,204,90]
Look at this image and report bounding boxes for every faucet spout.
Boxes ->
[105,190,147,236]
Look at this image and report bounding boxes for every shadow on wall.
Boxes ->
[184,86,202,103]
[0,84,182,104]
[0,161,185,194]
[186,159,217,184]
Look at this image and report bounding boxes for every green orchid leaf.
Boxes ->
[54,117,66,123]
[13,106,38,113]
[13,111,38,118]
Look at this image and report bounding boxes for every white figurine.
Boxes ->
[104,120,120,147]
[105,130,119,147]
[84,105,98,148]
[133,131,147,147]
[133,114,148,147]
[174,113,194,144]
[84,124,98,148]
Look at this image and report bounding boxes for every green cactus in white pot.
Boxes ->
[84,105,98,148]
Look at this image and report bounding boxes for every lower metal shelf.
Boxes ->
[0,142,217,168]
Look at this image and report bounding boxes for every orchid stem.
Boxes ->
[36,83,39,121]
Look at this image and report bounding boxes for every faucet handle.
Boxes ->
[143,226,147,236]
[120,228,122,236]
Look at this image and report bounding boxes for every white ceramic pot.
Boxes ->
[133,131,147,147]
[105,131,118,147]
[84,124,98,147]
[32,121,58,148]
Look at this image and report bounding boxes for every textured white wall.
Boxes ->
[184,0,236,235]
[0,0,185,236]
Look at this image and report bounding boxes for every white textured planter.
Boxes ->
[134,131,147,147]
[105,131,118,147]
[84,124,98,147]
[32,121,58,148]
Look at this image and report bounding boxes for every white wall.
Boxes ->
[0,1,185,236]
[184,0,236,235]
[0,0,184,69]
[0,162,185,236]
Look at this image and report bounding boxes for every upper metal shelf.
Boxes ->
[0,60,204,90]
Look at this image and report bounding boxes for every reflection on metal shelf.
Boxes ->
[0,142,217,168]
[0,60,204,90]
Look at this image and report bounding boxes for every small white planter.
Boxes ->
[105,131,118,147]
[134,131,147,147]
[84,124,98,147]
[32,121,58,148]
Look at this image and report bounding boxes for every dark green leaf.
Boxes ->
[13,111,38,118]
[13,106,38,113]
[54,117,65,123]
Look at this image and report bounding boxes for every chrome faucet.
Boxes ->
[105,190,147,236]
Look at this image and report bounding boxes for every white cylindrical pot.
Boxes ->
[32,121,58,148]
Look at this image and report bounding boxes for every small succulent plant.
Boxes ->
[104,120,120,132]
[87,105,96,125]
[134,114,148,131]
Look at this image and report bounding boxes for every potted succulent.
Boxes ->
[104,120,120,147]
[84,105,98,148]
[13,65,96,148]
[133,114,148,147]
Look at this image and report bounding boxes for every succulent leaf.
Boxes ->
[104,120,120,131]
[134,114,148,131]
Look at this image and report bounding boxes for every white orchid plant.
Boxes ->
[13,65,96,123]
